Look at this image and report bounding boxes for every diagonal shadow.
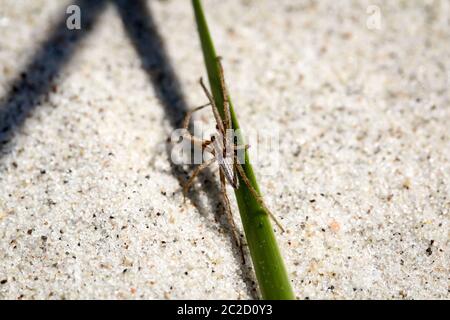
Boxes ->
[114,0,258,298]
[0,0,107,155]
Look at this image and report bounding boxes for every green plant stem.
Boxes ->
[192,0,294,300]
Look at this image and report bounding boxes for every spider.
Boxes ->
[181,57,284,262]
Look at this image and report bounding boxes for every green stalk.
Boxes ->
[192,0,294,300]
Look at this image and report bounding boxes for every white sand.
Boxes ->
[0,0,449,299]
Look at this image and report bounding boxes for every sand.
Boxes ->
[0,0,449,299]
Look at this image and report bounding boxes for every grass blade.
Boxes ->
[192,0,294,300]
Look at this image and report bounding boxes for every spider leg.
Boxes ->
[199,78,226,135]
[235,163,285,232]
[219,168,246,264]
[216,57,232,130]
[183,157,216,202]
[182,132,214,153]
[180,102,215,151]
[182,102,211,130]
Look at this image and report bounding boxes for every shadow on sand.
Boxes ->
[0,0,107,154]
[0,0,258,298]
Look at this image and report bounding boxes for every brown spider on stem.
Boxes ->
[181,58,284,263]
